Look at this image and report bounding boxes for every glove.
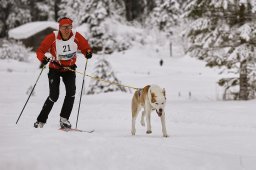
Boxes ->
[42,57,49,65]
[39,57,49,68]
[85,50,92,59]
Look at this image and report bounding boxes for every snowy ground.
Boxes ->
[1,42,256,170]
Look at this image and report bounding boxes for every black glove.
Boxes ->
[42,57,49,65]
[85,50,92,59]
[39,57,49,68]
[70,64,77,70]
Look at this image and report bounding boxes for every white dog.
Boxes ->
[131,85,168,137]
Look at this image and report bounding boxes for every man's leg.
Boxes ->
[60,71,76,120]
[37,69,60,123]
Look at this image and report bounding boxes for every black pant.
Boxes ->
[37,69,76,123]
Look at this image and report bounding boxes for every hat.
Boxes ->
[58,17,73,26]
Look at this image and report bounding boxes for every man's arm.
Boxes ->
[75,32,92,57]
[36,33,55,62]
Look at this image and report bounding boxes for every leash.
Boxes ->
[49,60,140,90]
[64,67,140,90]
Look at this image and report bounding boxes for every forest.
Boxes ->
[1,0,256,100]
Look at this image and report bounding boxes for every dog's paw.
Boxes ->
[140,120,145,126]
[163,134,169,138]
[146,130,152,134]
[131,130,136,135]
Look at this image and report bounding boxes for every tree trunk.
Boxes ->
[30,0,36,21]
[123,0,146,21]
[239,60,248,100]
[0,3,12,37]
[124,0,133,21]
[54,0,61,21]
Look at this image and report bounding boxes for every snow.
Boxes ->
[1,35,256,170]
[8,21,58,40]
[75,23,90,38]
[189,18,210,33]
[238,24,252,42]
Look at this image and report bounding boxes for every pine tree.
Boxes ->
[0,0,32,37]
[86,57,127,95]
[146,0,180,34]
[30,0,56,21]
[0,0,14,37]
[58,0,89,26]
[84,0,126,53]
[0,0,56,37]
[58,0,127,53]
[183,0,256,100]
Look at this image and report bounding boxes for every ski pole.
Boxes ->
[16,66,45,124]
[75,59,88,128]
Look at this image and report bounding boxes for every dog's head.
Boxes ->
[148,85,166,117]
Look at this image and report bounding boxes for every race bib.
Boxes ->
[54,31,78,61]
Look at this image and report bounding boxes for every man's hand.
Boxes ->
[40,57,49,68]
[42,57,49,65]
[85,50,92,59]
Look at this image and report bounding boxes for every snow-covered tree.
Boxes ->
[124,0,155,21]
[30,0,56,21]
[84,0,127,53]
[145,0,180,34]
[58,0,89,26]
[0,39,32,62]
[86,57,127,95]
[0,0,57,37]
[0,0,14,37]
[183,0,256,100]
[0,0,32,37]
[59,0,128,53]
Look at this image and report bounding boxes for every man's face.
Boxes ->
[59,24,72,38]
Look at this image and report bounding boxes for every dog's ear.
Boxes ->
[162,88,166,97]
[151,92,157,103]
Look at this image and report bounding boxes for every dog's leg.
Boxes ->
[131,106,140,136]
[145,108,152,134]
[161,112,168,137]
[140,110,145,126]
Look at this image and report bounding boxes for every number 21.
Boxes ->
[63,45,71,52]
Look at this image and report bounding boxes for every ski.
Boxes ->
[59,128,94,133]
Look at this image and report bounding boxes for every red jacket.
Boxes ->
[36,31,91,69]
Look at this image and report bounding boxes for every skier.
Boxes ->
[34,17,92,128]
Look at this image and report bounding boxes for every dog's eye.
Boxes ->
[155,102,158,105]
[162,102,164,105]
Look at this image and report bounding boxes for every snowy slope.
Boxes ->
[1,41,256,170]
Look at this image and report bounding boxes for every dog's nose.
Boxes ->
[159,108,163,113]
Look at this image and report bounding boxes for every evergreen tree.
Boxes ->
[86,57,127,95]
[84,0,126,53]
[58,0,89,26]
[30,0,56,21]
[0,0,14,37]
[0,0,32,37]
[124,0,155,21]
[0,0,56,37]
[146,0,180,34]
[58,0,127,53]
[183,0,256,100]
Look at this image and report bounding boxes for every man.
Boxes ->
[34,17,92,129]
